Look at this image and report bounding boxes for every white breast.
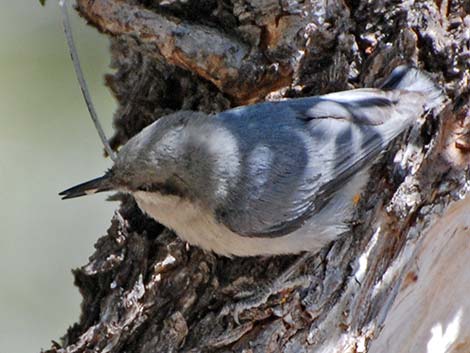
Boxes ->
[133,191,344,257]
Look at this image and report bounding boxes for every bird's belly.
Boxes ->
[133,191,345,257]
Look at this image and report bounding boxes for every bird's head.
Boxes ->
[60,111,212,200]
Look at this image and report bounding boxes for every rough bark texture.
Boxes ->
[46,1,470,352]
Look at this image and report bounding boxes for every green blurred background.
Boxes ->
[0,2,116,352]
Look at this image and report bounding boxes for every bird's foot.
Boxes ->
[219,254,315,324]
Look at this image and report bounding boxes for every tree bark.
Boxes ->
[46,1,470,352]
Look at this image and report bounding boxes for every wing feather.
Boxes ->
[214,68,440,238]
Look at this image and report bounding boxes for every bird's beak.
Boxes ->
[59,175,113,200]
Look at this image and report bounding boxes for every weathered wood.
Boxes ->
[370,197,470,353]
[76,0,293,104]
[45,0,470,352]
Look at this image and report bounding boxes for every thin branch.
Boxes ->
[59,0,117,161]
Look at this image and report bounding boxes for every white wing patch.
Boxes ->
[247,145,274,199]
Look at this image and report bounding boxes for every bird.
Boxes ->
[60,66,442,258]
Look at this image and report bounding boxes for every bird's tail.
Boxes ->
[380,65,443,111]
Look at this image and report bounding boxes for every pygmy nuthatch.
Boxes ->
[60,66,442,257]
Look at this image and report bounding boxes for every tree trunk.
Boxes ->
[46,1,470,352]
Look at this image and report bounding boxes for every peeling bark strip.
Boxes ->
[76,0,293,103]
[46,0,470,352]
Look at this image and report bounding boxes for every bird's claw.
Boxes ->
[219,286,272,324]
[219,254,314,324]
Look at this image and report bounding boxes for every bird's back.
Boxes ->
[211,67,441,244]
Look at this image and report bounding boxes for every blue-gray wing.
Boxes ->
[215,68,440,238]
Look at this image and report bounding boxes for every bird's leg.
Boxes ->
[220,253,315,323]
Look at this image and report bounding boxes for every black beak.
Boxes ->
[59,175,113,200]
